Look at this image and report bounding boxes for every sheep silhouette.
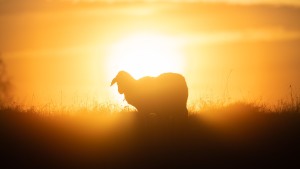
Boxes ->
[111,71,188,121]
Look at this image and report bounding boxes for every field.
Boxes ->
[1,99,300,169]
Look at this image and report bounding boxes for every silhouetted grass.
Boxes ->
[1,99,300,169]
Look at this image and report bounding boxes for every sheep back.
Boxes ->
[124,73,188,119]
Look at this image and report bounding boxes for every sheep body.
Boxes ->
[111,71,188,120]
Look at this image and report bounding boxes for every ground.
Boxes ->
[0,102,300,169]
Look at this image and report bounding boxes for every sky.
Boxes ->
[0,0,300,107]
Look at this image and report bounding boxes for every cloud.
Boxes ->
[0,0,51,14]
[1,0,300,15]
[2,0,300,5]
[1,0,300,53]
[53,0,300,6]
[181,29,300,45]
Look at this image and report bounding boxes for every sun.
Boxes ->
[106,32,185,81]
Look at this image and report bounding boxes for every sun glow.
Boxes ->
[107,32,185,81]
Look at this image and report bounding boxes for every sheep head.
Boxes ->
[110,71,135,94]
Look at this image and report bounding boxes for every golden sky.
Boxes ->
[1,0,300,107]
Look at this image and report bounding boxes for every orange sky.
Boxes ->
[1,1,300,107]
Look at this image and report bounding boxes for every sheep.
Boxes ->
[110,71,188,120]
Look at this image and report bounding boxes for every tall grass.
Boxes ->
[1,95,300,169]
[2,91,299,117]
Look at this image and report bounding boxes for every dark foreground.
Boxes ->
[1,104,300,169]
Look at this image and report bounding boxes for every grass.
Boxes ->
[1,98,300,169]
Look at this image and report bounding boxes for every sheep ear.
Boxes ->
[110,78,117,86]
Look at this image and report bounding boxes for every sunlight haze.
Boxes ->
[1,1,300,168]
[1,0,300,107]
